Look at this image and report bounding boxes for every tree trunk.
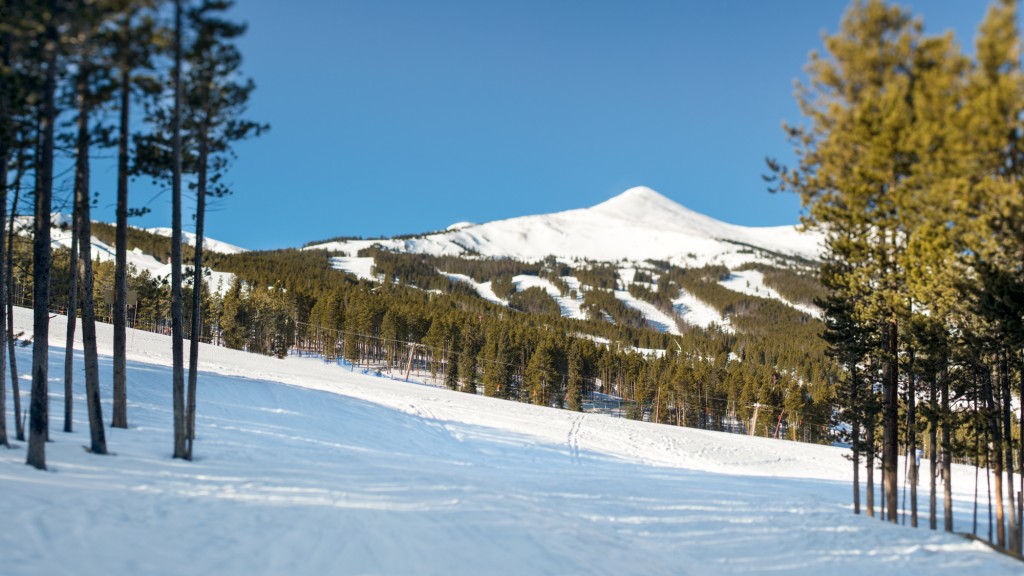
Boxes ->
[74,64,107,456]
[0,31,10,449]
[170,0,187,460]
[27,11,59,470]
[983,365,1005,548]
[999,350,1019,553]
[186,126,208,460]
[866,411,875,518]
[941,365,953,532]
[908,350,917,528]
[7,157,22,441]
[851,364,860,515]
[63,199,79,434]
[111,33,130,429]
[929,372,937,530]
[883,320,899,522]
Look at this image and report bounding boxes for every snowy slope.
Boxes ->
[306,186,823,266]
[145,226,248,254]
[614,289,681,335]
[513,274,586,320]
[0,308,1019,575]
[721,270,821,318]
[674,288,731,332]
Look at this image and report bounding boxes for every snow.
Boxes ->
[443,272,506,305]
[613,289,681,335]
[305,186,824,267]
[22,216,238,296]
[1,307,1019,575]
[720,270,821,318]
[144,227,248,254]
[512,274,586,320]
[329,256,378,282]
[673,288,731,332]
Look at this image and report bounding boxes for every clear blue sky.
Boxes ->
[89,0,997,250]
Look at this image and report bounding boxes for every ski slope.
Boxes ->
[720,270,821,318]
[0,307,1018,575]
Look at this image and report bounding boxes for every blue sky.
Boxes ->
[88,1,996,250]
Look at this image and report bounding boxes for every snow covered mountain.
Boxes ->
[306,186,823,267]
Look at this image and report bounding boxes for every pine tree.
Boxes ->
[69,3,110,455]
[110,0,160,430]
[182,0,266,459]
[27,0,62,470]
[771,0,925,522]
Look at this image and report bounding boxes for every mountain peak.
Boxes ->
[590,186,701,223]
[598,186,674,209]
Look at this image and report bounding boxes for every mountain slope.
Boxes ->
[306,186,822,267]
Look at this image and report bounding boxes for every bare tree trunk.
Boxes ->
[983,365,1005,548]
[27,9,59,470]
[929,372,937,530]
[999,350,1019,553]
[111,27,131,429]
[63,200,78,434]
[941,365,953,531]
[7,155,22,441]
[908,350,917,528]
[883,320,899,523]
[866,412,875,518]
[170,0,187,459]
[74,64,107,456]
[0,30,10,449]
[186,126,208,460]
[851,364,860,515]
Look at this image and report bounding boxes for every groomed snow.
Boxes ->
[1,307,1019,575]
[513,274,586,320]
[673,288,731,332]
[329,256,378,282]
[720,270,821,318]
[613,290,681,335]
[443,272,506,305]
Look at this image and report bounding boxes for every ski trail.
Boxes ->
[567,415,584,464]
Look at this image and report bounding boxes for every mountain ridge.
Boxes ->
[305,186,822,268]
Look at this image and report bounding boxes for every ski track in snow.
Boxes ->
[1,306,1018,575]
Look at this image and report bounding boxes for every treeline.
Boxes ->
[771,0,1024,551]
[206,244,839,442]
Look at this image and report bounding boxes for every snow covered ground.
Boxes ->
[613,289,681,335]
[443,272,506,305]
[0,307,1019,575]
[513,274,586,320]
[329,256,378,282]
[720,270,821,318]
[673,288,731,332]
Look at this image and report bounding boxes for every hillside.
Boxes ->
[0,307,1017,575]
